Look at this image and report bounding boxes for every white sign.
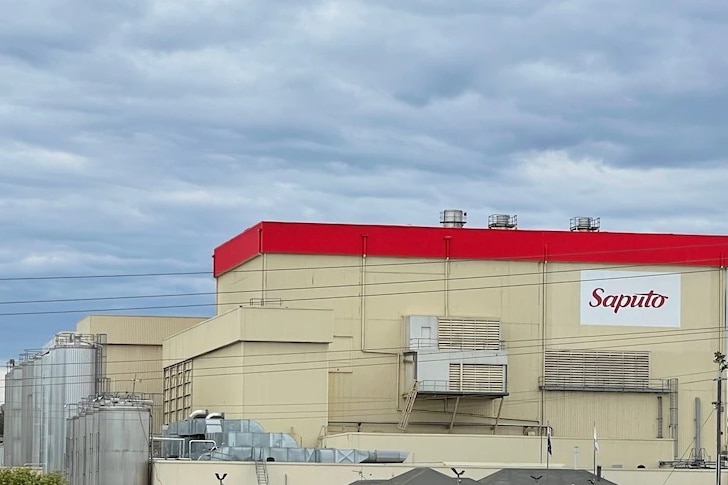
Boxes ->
[580,270,681,327]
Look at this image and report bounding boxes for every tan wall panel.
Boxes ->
[163,309,242,365]
[240,342,329,447]
[241,307,334,344]
[105,345,163,395]
[544,392,661,439]
[75,315,206,345]
[191,343,244,416]
[216,255,264,314]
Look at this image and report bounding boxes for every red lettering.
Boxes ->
[588,289,669,313]
[589,288,604,307]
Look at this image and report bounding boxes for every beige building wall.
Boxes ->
[152,460,726,485]
[162,307,334,446]
[75,314,207,428]
[214,253,725,466]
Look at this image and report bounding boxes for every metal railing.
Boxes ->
[418,379,508,395]
[539,376,672,393]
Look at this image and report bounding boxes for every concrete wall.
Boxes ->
[323,432,672,469]
[152,460,727,485]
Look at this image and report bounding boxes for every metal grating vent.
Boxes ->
[448,363,505,393]
[543,350,650,391]
[438,317,501,351]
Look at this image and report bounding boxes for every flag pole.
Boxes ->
[546,422,551,470]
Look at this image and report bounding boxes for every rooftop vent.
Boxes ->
[570,217,600,232]
[488,214,517,230]
[440,209,467,228]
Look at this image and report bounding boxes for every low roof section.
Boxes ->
[478,468,618,484]
[349,468,479,485]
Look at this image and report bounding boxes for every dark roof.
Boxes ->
[478,468,619,485]
[349,468,479,485]
[213,220,728,277]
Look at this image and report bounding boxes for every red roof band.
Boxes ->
[212,221,728,278]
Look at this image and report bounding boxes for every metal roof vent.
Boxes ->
[440,209,467,228]
[488,214,517,230]
[570,217,600,232]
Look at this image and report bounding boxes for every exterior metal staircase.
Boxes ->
[255,460,269,485]
[398,381,419,431]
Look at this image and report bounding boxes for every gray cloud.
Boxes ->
[1,0,728,357]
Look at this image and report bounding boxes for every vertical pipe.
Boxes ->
[718,369,723,485]
[696,397,702,454]
[359,235,368,351]
[723,267,728,459]
[657,396,663,439]
[539,246,548,463]
[444,237,451,317]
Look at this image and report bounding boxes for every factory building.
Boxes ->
[6,210,728,484]
[161,212,728,469]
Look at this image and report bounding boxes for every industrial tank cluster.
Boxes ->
[3,332,103,472]
[65,396,152,485]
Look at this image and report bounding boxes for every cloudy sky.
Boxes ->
[1,0,728,367]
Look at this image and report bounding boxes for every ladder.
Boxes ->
[397,381,419,431]
[255,460,269,485]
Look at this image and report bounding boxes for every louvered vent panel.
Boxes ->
[448,363,505,393]
[544,350,650,390]
[438,317,500,350]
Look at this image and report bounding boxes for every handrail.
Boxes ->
[189,439,217,457]
[151,437,185,459]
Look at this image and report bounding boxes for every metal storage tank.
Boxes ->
[68,398,152,485]
[97,400,152,485]
[39,350,53,470]
[20,356,37,466]
[47,334,100,474]
[3,365,21,466]
[31,355,43,467]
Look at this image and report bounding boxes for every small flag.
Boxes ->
[593,424,600,452]
[547,426,553,456]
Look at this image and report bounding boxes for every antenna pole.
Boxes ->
[714,351,727,485]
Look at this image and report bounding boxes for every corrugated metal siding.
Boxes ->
[78,315,207,345]
[544,392,659,439]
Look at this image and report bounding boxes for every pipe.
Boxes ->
[358,234,401,414]
[539,245,548,462]
[362,450,409,463]
[696,397,702,452]
[444,237,451,316]
[657,396,663,439]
